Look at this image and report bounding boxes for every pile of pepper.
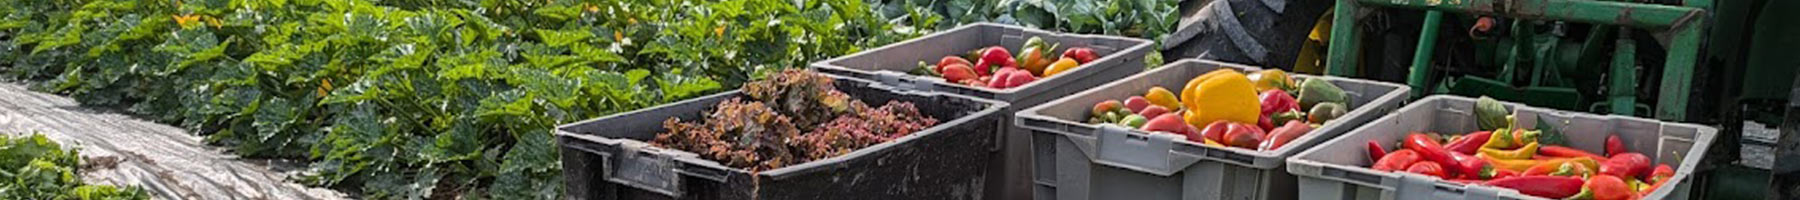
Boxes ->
[1086,68,1349,151]
[912,36,1101,89]
[1364,97,1676,200]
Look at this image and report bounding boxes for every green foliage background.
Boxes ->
[0,0,1175,198]
[0,133,148,200]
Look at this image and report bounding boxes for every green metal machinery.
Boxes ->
[1308,0,1800,198]
[1322,0,1708,121]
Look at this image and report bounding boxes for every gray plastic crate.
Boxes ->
[1013,59,1410,200]
[810,22,1154,199]
[1285,95,1718,200]
[556,75,1009,200]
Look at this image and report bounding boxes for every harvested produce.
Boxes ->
[1259,120,1313,151]
[1139,105,1172,119]
[1248,69,1297,92]
[1407,162,1450,179]
[1307,102,1347,124]
[1486,176,1585,198]
[1373,149,1422,171]
[1019,37,1058,75]
[1182,69,1262,126]
[1446,131,1492,154]
[1475,96,1511,131]
[1062,47,1099,63]
[653,70,939,170]
[1142,114,1203,141]
[916,37,1105,89]
[1361,99,1681,199]
[1296,78,1347,109]
[1083,69,1352,152]
[1259,89,1301,116]
[1367,141,1390,163]
[975,46,1016,76]
[1044,58,1081,77]
[1146,87,1183,110]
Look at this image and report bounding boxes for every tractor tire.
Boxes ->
[1164,0,1333,71]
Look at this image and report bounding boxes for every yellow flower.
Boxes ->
[172,14,201,29]
[317,79,334,97]
[714,26,725,37]
[614,31,623,41]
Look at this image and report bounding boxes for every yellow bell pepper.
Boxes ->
[1180,69,1261,127]
[1478,142,1539,160]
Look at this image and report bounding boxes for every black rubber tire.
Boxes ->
[1165,0,1333,71]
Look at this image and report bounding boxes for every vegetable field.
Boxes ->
[0,0,1174,198]
[0,133,147,200]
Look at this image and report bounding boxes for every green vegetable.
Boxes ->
[0,133,148,200]
[1271,111,1307,125]
[1308,102,1348,124]
[1118,114,1149,128]
[1297,78,1348,109]
[1476,96,1511,131]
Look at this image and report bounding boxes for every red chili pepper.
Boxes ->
[1451,153,1492,179]
[1447,179,1483,185]
[1491,169,1519,180]
[1587,175,1635,200]
[1599,153,1651,179]
[1538,145,1607,160]
[1445,131,1492,155]
[1373,149,1421,171]
[1367,140,1388,163]
[1486,176,1585,199]
[1605,134,1628,157]
[1405,133,1468,175]
[1406,161,1450,179]
[1647,164,1674,184]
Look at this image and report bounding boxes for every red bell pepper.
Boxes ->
[1259,89,1300,116]
[1367,140,1388,163]
[975,46,1016,76]
[1605,134,1627,157]
[1445,131,1492,155]
[1405,133,1470,175]
[1406,161,1450,179]
[1600,153,1651,178]
[1486,176,1585,199]
[1538,145,1606,160]
[1373,149,1421,171]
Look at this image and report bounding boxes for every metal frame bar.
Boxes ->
[1326,0,1711,121]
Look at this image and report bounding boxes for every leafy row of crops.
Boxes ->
[0,133,148,200]
[0,0,1175,198]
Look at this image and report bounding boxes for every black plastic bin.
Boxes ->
[556,75,1008,200]
[810,23,1154,199]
